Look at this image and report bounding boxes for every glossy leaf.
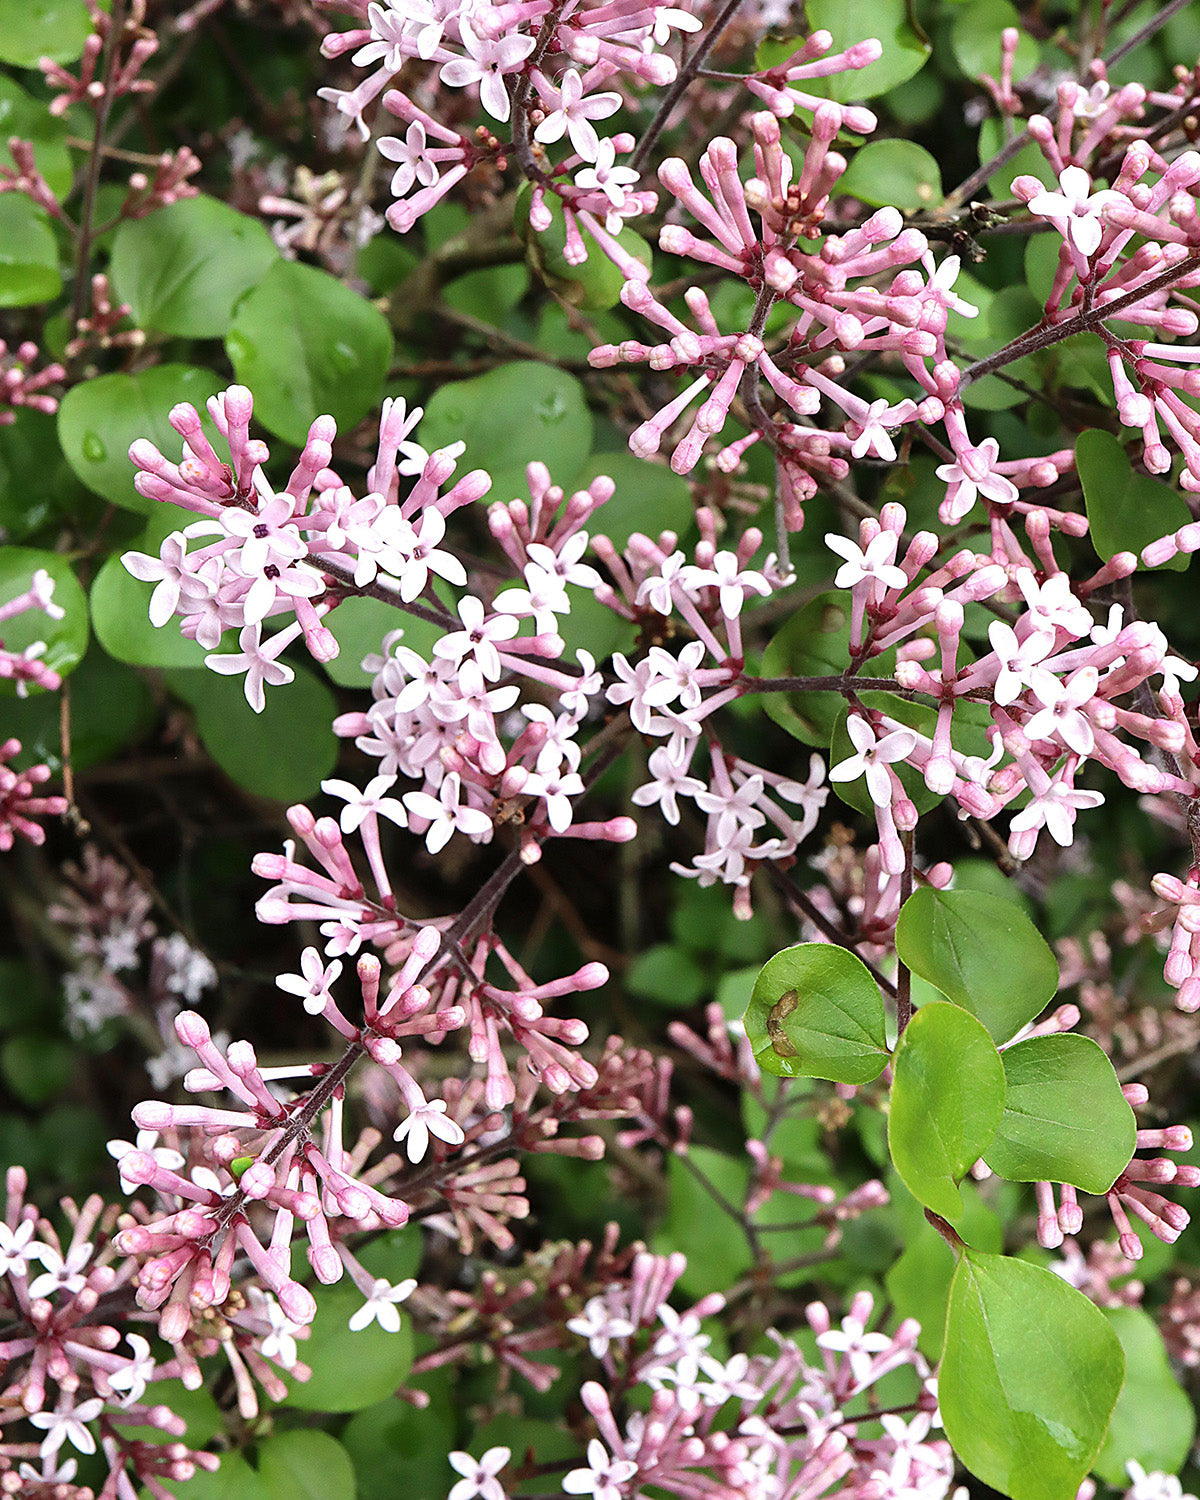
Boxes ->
[888,1002,1005,1221]
[257,1430,356,1500]
[983,1034,1136,1192]
[420,361,592,505]
[841,140,943,212]
[895,887,1058,1044]
[161,1453,267,1500]
[1093,1307,1195,1486]
[800,0,930,100]
[0,0,91,66]
[164,663,337,803]
[322,597,442,689]
[1077,428,1190,570]
[0,197,61,307]
[225,260,393,445]
[111,195,280,338]
[283,1276,414,1413]
[743,942,889,1084]
[940,1250,1125,1500]
[0,546,88,687]
[58,364,225,511]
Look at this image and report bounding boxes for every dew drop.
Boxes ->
[535,391,568,425]
[82,431,106,462]
[330,341,358,374]
[225,331,253,364]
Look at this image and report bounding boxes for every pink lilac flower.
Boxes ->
[448,1446,512,1500]
[563,1437,639,1500]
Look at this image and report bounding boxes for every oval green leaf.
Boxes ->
[111,195,280,338]
[58,363,225,511]
[982,1033,1136,1193]
[163,662,337,803]
[888,1001,1005,1221]
[1092,1306,1195,1487]
[797,0,930,101]
[0,546,88,687]
[91,504,213,668]
[895,887,1058,1044]
[940,1250,1125,1500]
[225,260,393,445]
[841,140,943,212]
[0,197,61,307]
[420,361,592,506]
[1077,428,1190,571]
[743,942,889,1084]
[0,0,91,66]
[256,1429,356,1500]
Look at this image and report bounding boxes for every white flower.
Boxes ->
[573,137,640,220]
[349,1276,417,1333]
[439,18,536,122]
[935,437,1018,522]
[276,947,344,1015]
[563,1438,638,1500]
[30,1398,104,1458]
[828,716,917,808]
[378,121,440,198]
[322,772,409,833]
[1023,666,1099,756]
[27,1241,93,1300]
[1125,1461,1197,1500]
[631,745,705,826]
[534,69,621,162]
[1008,776,1104,848]
[108,1333,156,1406]
[106,1130,185,1193]
[816,1312,893,1386]
[0,1218,39,1277]
[825,531,907,592]
[393,1095,466,1162]
[206,623,295,713]
[1024,165,1120,258]
[448,1446,512,1500]
[250,1288,304,1369]
[987,620,1056,706]
[567,1296,636,1357]
[403,771,494,853]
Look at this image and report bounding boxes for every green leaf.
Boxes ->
[889,1002,1005,1221]
[58,363,225,511]
[225,261,393,445]
[626,944,709,1008]
[257,1430,356,1500]
[0,0,91,66]
[983,1034,1136,1192]
[1077,428,1190,570]
[841,140,942,212]
[940,1250,1125,1500]
[0,645,154,771]
[0,546,88,687]
[895,887,1058,1044]
[284,1277,414,1414]
[0,76,73,196]
[421,361,593,506]
[802,0,931,101]
[951,0,1039,80]
[743,942,889,1084]
[111,195,280,338]
[341,1372,458,1500]
[158,1453,267,1500]
[91,506,213,668]
[760,592,855,746]
[1093,1307,1196,1486]
[163,663,337,803]
[0,197,61,306]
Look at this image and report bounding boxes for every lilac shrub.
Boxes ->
[4,0,1200,1498]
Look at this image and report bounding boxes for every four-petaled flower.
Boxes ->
[828,716,916,807]
[449,1446,512,1500]
[825,531,907,592]
[1022,165,1119,258]
[534,69,621,162]
[393,1095,466,1162]
[349,1275,418,1333]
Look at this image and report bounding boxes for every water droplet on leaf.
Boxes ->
[82,432,106,462]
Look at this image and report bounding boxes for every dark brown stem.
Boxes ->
[628,0,747,175]
[70,0,130,331]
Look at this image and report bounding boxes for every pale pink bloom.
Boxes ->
[1008,776,1104,847]
[206,623,295,712]
[321,773,409,833]
[106,1130,185,1194]
[1015,570,1093,638]
[277,947,344,1015]
[828,716,916,807]
[816,1311,893,1386]
[493,558,571,632]
[378,121,440,197]
[30,1399,103,1458]
[574,137,640,224]
[250,1288,304,1369]
[393,1095,466,1162]
[534,69,621,162]
[348,1276,417,1333]
[438,18,535,122]
[449,1446,512,1500]
[935,437,1018,522]
[108,1333,156,1406]
[403,771,493,852]
[377,505,467,601]
[825,531,907,592]
[122,533,215,626]
[1023,667,1099,755]
[524,765,585,832]
[919,252,978,318]
[631,745,705,825]
[563,1438,639,1500]
[685,551,772,619]
[567,1295,636,1357]
[433,594,520,680]
[0,1218,38,1276]
[27,1241,93,1300]
[987,620,1056,706]
[1023,165,1120,258]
